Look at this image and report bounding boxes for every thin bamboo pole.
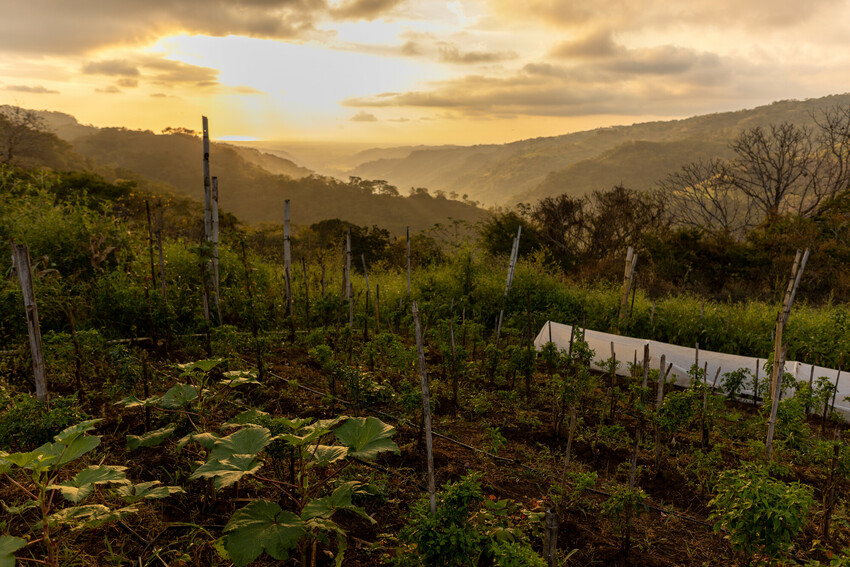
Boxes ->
[13,244,47,402]
[413,301,436,515]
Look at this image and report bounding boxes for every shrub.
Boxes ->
[709,466,815,562]
[0,393,88,451]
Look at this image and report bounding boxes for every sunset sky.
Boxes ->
[2,0,850,145]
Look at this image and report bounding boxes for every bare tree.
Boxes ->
[661,158,753,235]
[728,122,819,221]
[812,105,850,204]
[0,105,47,165]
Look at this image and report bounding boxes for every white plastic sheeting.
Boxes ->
[533,321,850,419]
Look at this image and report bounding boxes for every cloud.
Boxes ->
[549,30,619,59]
[437,43,517,64]
[2,84,59,94]
[95,86,122,94]
[493,0,842,31]
[0,0,404,55]
[82,59,140,76]
[330,0,404,20]
[342,44,762,119]
[150,92,174,98]
[401,41,423,56]
[116,78,139,88]
[350,110,379,121]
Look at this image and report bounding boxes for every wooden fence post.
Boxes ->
[346,229,352,327]
[13,244,47,402]
[413,301,436,515]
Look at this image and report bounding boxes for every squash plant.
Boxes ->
[0,420,181,567]
[182,414,400,566]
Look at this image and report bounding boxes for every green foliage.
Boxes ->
[396,473,544,567]
[221,501,306,566]
[722,368,751,401]
[0,393,88,451]
[0,420,179,566]
[709,466,815,561]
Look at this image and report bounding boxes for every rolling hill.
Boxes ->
[349,93,850,206]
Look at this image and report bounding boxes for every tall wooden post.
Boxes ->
[13,244,47,402]
[346,229,353,327]
[211,176,222,324]
[618,246,637,332]
[284,200,292,317]
[202,116,212,241]
[156,224,167,304]
[406,226,411,299]
[413,301,436,515]
[301,256,310,327]
[145,200,157,289]
[495,225,521,346]
[766,248,809,459]
[362,254,370,342]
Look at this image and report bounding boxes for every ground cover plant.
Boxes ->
[2,156,850,566]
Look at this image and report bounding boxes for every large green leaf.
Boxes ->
[53,420,102,445]
[209,427,272,461]
[56,435,102,466]
[190,455,263,490]
[222,500,305,567]
[0,536,26,567]
[160,384,199,409]
[311,445,349,466]
[116,395,161,409]
[301,481,374,523]
[127,426,176,451]
[178,358,224,374]
[223,409,270,429]
[334,417,399,460]
[47,504,137,530]
[116,481,184,503]
[221,370,260,388]
[176,431,220,451]
[49,465,129,503]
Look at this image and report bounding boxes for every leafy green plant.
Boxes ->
[709,465,815,563]
[205,415,400,566]
[0,393,87,451]
[0,420,181,567]
[395,473,544,567]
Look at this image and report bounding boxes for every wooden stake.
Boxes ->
[618,246,637,332]
[450,298,458,408]
[346,229,352,327]
[211,177,222,325]
[202,116,212,242]
[301,256,310,328]
[495,225,521,346]
[13,244,47,403]
[156,224,167,304]
[241,241,264,381]
[362,254,370,342]
[406,226,411,299]
[284,199,293,317]
[375,283,381,334]
[413,301,436,515]
[145,200,157,289]
[544,508,558,567]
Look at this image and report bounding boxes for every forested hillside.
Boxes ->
[351,93,850,205]
[0,107,487,233]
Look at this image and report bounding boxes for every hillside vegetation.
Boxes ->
[1,107,486,234]
[351,93,850,205]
